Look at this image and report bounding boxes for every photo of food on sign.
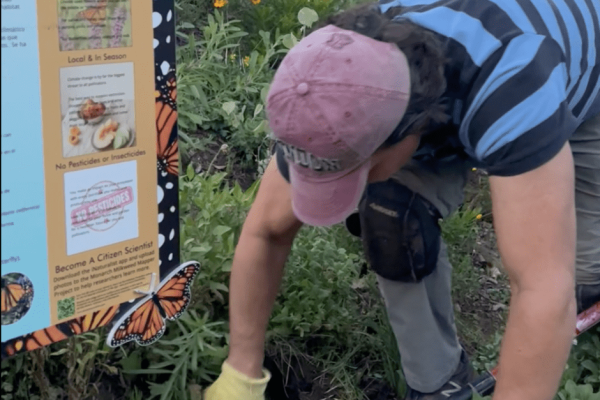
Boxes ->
[1,273,34,326]
[63,97,136,157]
[60,63,136,158]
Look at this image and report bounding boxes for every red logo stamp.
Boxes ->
[71,181,133,231]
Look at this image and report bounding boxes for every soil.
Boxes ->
[264,350,400,400]
[183,130,259,191]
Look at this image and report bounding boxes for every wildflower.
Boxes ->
[251,0,261,4]
[243,56,250,67]
[476,214,482,220]
[472,167,477,171]
[214,0,227,8]
[229,53,237,61]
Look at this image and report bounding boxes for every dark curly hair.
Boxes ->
[317,2,450,144]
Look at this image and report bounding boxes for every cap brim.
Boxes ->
[289,163,369,227]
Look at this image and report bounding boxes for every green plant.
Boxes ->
[556,381,600,400]
[175,0,214,30]
[0,328,118,400]
[269,225,363,338]
[179,166,259,294]
[176,10,287,165]
[121,311,227,400]
[226,0,347,53]
[60,331,118,400]
[441,206,483,249]
[561,326,600,391]
[1,355,37,400]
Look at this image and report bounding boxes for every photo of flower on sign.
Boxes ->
[57,0,132,51]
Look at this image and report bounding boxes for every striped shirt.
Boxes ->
[379,0,600,176]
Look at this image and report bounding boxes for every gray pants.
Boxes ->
[375,112,600,393]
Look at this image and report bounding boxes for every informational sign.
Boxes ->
[1,0,191,358]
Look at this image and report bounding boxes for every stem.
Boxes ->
[30,349,51,400]
[206,144,228,175]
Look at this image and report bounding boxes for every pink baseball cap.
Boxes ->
[266,24,411,226]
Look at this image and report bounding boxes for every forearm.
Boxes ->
[226,232,293,378]
[493,280,576,400]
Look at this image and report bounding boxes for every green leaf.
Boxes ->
[253,104,264,118]
[298,8,319,28]
[179,22,195,29]
[210,282,229,292]
[282,33,298,49]
[253,119,269,135]
[190,85,201,99]
[581,359,598,375]
[213,225,232,236]
[120,351,142,371]
[222,101,236,115]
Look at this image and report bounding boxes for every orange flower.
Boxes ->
[243,56,250,67]
[251,0,261,4]
[214,0,227,8]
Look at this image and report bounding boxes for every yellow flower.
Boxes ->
[214,0,227,8]
[476,214,482,220]
[229,53,237,61]
[472,167,477,171]
[243,56,250,67]
[251,0,261,4]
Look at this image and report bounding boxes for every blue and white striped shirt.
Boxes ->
[379,0,600,175]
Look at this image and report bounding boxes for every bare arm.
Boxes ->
[490,143,577,400]
[226,157,303,378]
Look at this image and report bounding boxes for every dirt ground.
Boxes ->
[184,130,258,191]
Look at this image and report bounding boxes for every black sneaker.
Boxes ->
[404,350,474,400]
[577,283,600,314]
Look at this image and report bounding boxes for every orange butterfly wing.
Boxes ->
[76,0,108,25]
[77,8,106,25]
[2,305,118,359]
[111,299,164,344]
[107,263,200,347]
[1,283,26,312]
[3,326,69,357]
[68,305,119,335]
[156,264,197,320]
[156,78,178,176]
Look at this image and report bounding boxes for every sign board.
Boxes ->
[1,0,193,358]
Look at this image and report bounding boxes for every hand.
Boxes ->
[203,361,272,400]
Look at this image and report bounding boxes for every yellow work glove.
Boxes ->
[203,360,271,400]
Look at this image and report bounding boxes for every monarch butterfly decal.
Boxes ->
[1,305,119,358]
[106,261,200,347]
[76,0,108,25]
[156,73,178,177]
